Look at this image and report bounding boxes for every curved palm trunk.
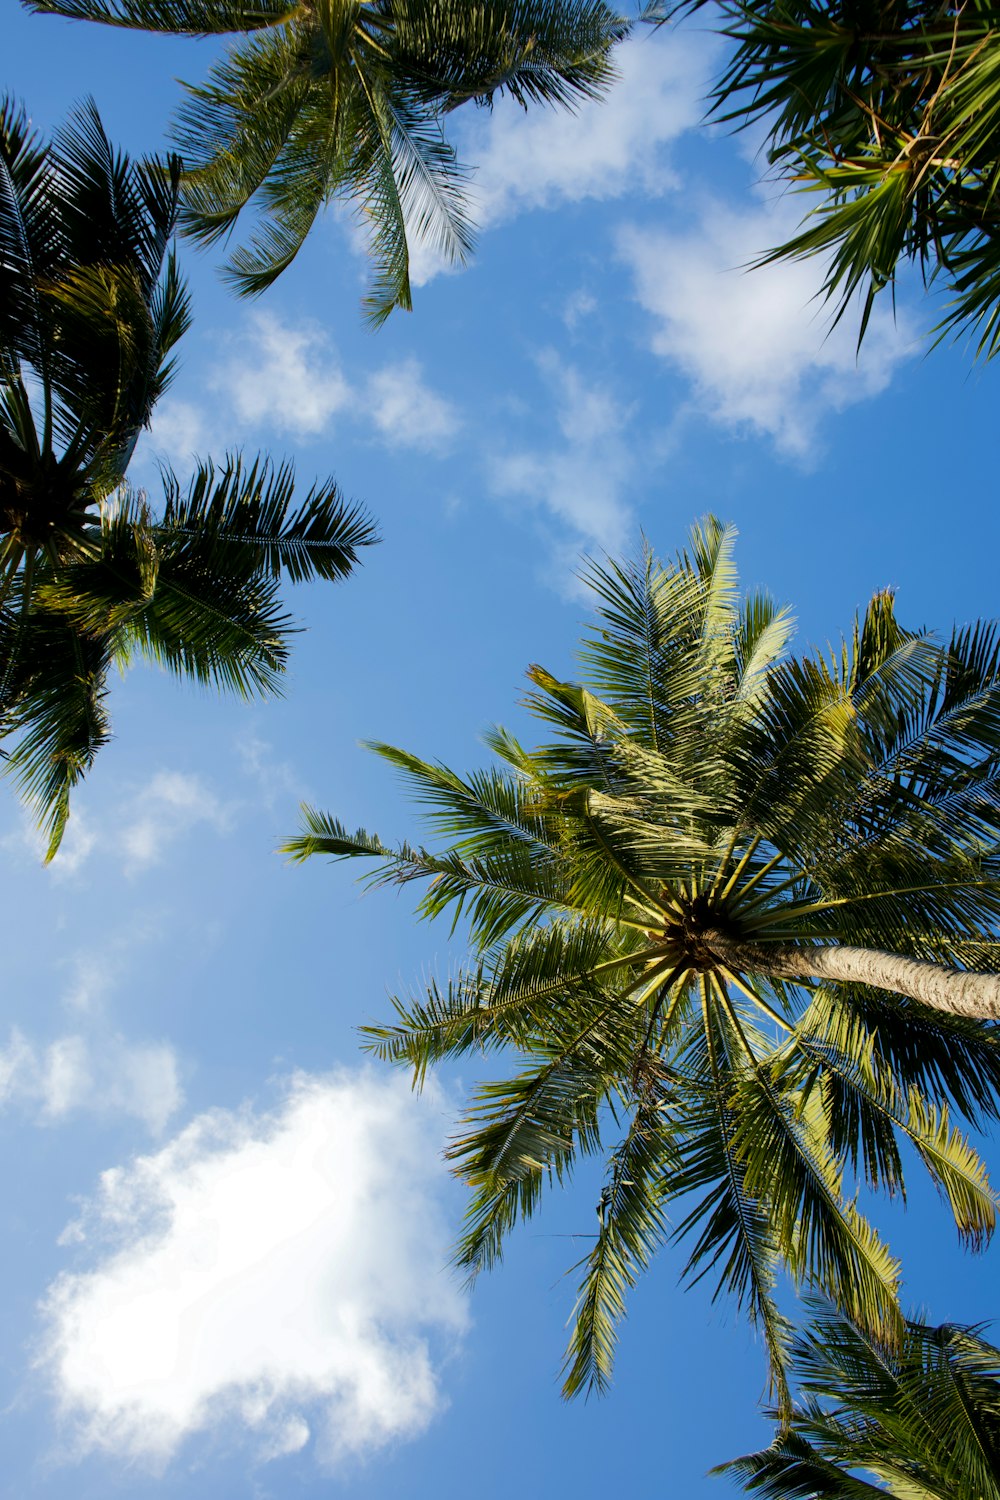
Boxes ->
[703,931,1000,1021]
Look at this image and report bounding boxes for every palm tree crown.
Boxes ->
[287,521,1000,1402]
[722,1300,1000,1500]
[661,0,1000,355]
[0,97,376,856]
[24,0,633,322]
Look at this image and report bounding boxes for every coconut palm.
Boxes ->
[285,520,1000,1403]
[23,0,632,323]
[0,97,376,857]
[721,1300,1000,1500]
[657,0,1000,355]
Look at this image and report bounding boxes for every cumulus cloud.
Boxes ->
[147,312,460,464]
[617,197,916,458]
[41,1071,466,1470]
[213,312,351,439]
[366,358,461,452]
[488,351,636,558]
[0,1028,182,1135]
[408,31,714,286]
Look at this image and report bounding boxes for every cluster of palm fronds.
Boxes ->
[4,3,628,850]
[0,98,376,855]
[723,1301,1000,1500]
[26,0,631,322]
[288,521,1000,1417]
[665,0,1000,353]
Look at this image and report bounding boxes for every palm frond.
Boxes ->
[296,523,1000,1398]
[563,1088,677,1397]
[158,454,377,583]
[722,1301,1000,1500]
[23,0,294,30]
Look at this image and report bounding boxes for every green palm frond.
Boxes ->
[656,0,1000,355]
[0,98,375,852]
[563,1085,678,1397]
[172,29,311,250]
[24,0,293,30]
[0,603,113,859]
[25,0,632,315]
[0,98,63,373]
[665,984,794,1408]
[158,455,377,583]
[294,521,1000,1396]
[451,1039,615,1277]
[391,0,629,111]
[720,1301,1000,1500]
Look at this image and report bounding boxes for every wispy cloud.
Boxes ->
[42,1071,466,1470]
[617,197,916,459]
[488,352,636,564]
[0,1028,182,1135]
[4,768,236,879]
[120,770,235,875]
[236,734,307,811]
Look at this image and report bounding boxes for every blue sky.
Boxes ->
[2,6,1000,1498]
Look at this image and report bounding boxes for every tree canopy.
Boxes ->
[24,0,633,322]
[660,0,1000,354]
[0,97,376,855]
[287,521,1000,1403]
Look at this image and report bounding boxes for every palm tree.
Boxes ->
[1,97,376,857]
[657,0,1000,356]
[23,0,633,323]
[721,1300,1000,1500]
[285,520,1000,1404]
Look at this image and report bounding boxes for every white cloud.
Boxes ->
[63,950,117,1015]
[5,768,243,877]
[146,312,461,460]
[366,359,461,452]
[2,806,98,879]
[488,352,636,557]
[143,399,214,470]
[562,288,598,330]
[409,31,714,286]
[42,1035,91,1118]
[99,1039,184,1136]
[0,1028,182,1135]
[41,1071,466,1470]
[213,313,351,438]
[120,770,234,874]
[0,1028,34,1101]
[617,197,917,458]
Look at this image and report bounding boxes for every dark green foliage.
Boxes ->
[25,0,633,321]
[0,98,376,855]
[659,0,1000,353]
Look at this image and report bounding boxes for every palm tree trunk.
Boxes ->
[703,931,1000,1020]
